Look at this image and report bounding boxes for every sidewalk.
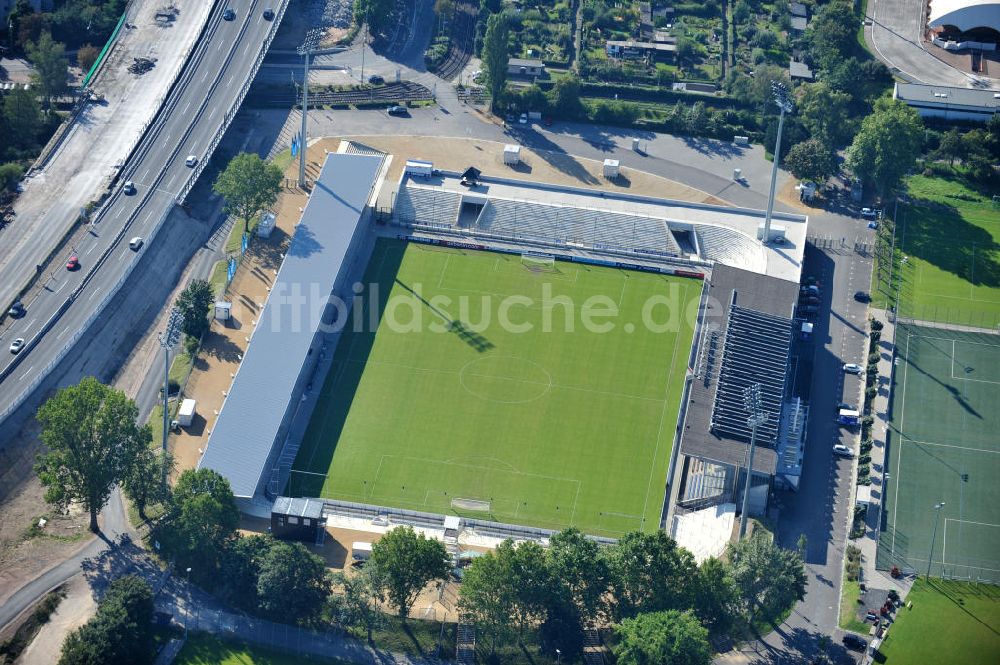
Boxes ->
[855,309,912,597]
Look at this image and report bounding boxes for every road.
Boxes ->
[0,0,289,428]
[866,0,987,87]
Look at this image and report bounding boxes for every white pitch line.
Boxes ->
[88,289,100,302]
[20,365,35,381]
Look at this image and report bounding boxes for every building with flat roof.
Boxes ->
[507,58,545,77]
[894,82,1000,122]
[198,152,386,507]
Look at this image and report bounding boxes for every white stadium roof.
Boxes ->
[927,0,1000,32]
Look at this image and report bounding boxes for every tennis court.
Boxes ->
[878,323,1000,581]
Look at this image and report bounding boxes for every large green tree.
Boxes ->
[459,542,518,656]
[26,32,68,108]
[121,446,172,522]
[257,541,331,625]
[369,526,449,619]
[331,568,388,643]
[613,610,712,665]
[547,528,608,623]
[482,11,510,112]
[604,531,698,621]
[807,1,857,68]
[176,278,214,343]
[797,82,852,147]
[353,0,394,35]
[547,74,583,119]
[213,152,283,234]
[218,534,272,612]
[784,138,837,186]
[35,377,148,532]
[727,534,807,623]
[4,85,42,149]
[845,97,924,194]
[59,575,155,665]
[692,556,740,632]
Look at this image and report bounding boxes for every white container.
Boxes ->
[603,159,620,178]
[352,542,373,561]
[177,399,197,427]
[503,144,521,165]
[405,160,433,177]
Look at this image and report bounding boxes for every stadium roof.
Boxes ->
[679,265,799,475]
[199,153,384,498]
[927,0,1000,32]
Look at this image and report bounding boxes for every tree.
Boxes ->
[4,85,42,149]
[26,32,68,108]
[212,152,282,234]
[675,36,697,65]
[784,138,837,185]
[156,469,240,581]
[218,534,272,612]
[604,531,698,621]
[176,279,214,342]
[691,557,739,632]
[797,82,852,147]
[121,445,172,522]
[257,541,331,625]
[846,97,923,194]
[807,1,856,68]
[547,528,608,623]
[368,526,449,619]
[0,163,26,193]
[547,74,583,119]
[459,543,518,655]
[505,540,552,639]
[59,575,155,665]
[727,534,807,623]
[354,0,394,35]
[331,568,388,643]
[35,378,148,532]
[482,11,510,112]
[613,610,712,665]
[77,44,100,73]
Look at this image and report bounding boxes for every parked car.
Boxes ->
[854,291,871,302]
[367,74,384,85]
[9,338,25,354]
[123,181,136,195]
[833,444,855,457]
[804,275,819,286]
[842,633,867,651]
[836,402,857,412]
[223,7,236,20]
[519,113,528,124]
[861,207,878,219]
[185,155,198,167]
[800,284,820,296]
[843,363,864,374]
[129,237,144,251]
[387,105,408,116]
[7,301,25,318]
[800,294,820,305]
[66,255,80,271]
[798,304,819,314]
[263,8,275,20]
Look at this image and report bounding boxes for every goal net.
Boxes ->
[521,252,556,272]
[451,497,492,512]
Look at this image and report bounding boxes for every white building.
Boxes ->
[893,82,1000,122]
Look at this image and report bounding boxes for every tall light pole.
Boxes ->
[159,307,183,487]
[297,29,324,189]
[184,566,192,639]
[762,81,793,245]
[927,501,946,579]
[739,384,768,538]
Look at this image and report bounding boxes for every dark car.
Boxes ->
[263,8,275,20]
[387,105,408,116]
[223,7,236,20]
[854,291,871,302]
[368,74,385,85]
[798,304,819,314]
[800,294,820,304]
[7,301,25,318]
[836,401,857,412]
[842,633,868,652]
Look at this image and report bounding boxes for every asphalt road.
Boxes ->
[0,0,287,425]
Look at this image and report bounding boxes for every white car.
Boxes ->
[833,444,854,457]
[185,155,198,167]
[129,237,144,251]
[9,338,25,354]
[843,363,864,374]
[519,113,528,124]
[860,207,878,219]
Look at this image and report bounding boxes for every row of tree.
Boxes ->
[5,0,124,54]
[59,575,155,665]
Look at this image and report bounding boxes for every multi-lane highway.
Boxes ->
[0,0,288,423]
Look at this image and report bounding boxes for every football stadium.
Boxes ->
[199,145,811,543]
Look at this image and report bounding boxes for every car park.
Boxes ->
[833,444,855,457]
[129,237,144,251]
[367,74,384,85]
[9,338,25,354]
[854,291,871,302]
[66,255,80,271]
[387,105,408,116]
[223,7,236,20]
[843,363,863,374]
[185,155,198,167]
[263,8,275,20]
[7,301,25,318]
[123,181,136,195]
[842,633,867,651]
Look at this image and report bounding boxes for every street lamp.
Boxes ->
[184,566,192,639]
[158,307,183,487]
[762,81,793,245]
[926,502,945,579]
[739,383,768,539]
[296,29,325,189]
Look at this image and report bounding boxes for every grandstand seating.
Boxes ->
[694,225,767,272]
[395,185,462,227]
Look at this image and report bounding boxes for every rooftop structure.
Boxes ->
[894,82,1000,122]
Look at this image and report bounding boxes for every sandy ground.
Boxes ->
[0,0,214,309]
[16,576,96,665]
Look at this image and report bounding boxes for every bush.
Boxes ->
[0,162,25,193]
[870,319,884,331]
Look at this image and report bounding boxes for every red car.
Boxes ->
[66,255,80,270]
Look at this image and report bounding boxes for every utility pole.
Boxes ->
[739,383,768,539]
[927,501,946,579]
[360,6,369,84]
[762,81,793,245]
[158,307,184,488]
[297,29,324,189]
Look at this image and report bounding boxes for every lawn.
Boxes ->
[839,580,868,633]
[873,173,1000,328]
[175,633,349,665]
[290,240,698,537]
[876,578,1000,665]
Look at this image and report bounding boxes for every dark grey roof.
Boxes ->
[789,60,814,80]
[894,82,1000,111]
[790,16,808,31]
[679,265,799,475]
[789,2,807,17]
[509,58,544,67]
[199,153,384,498]
[273,496,324,519]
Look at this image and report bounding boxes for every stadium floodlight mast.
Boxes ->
[739,383,768,539]
[296,28,325,188]
[762,81,793,246]
[927,501,946,579]
[159,307,184,487]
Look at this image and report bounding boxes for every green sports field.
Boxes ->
[878,322,1000,581]
[289,239,698,537]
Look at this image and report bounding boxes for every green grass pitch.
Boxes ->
[289,239,699,537]
[878,322,1000,581]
